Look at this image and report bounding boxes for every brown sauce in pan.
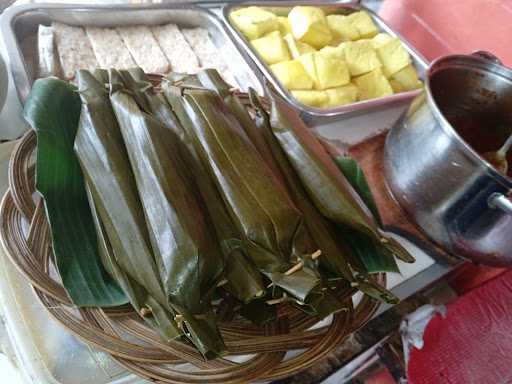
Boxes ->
[446,112,512,177]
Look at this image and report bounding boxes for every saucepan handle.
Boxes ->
[471,50,503,66]
[488,193,512,215]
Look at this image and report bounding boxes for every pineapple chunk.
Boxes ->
[375,38,411,77]
[326,14,360,44]
[315,53,350,89]
[288,6,332,48]
[284,33,316,59]
[371,33,393,48]
[270,60,313,90]
[346,11,379,38]
[291,90,328,107]
[251,31,290,65]
[353,68,393,100]
[390,64,422,92]
[299,52,350,90]
[324,83,359,107]
[344,40,382,76]
[231,6,279,40]
[319,45,345,60]
[277,16,292,35]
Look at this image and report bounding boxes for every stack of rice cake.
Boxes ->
[45,22,236,85]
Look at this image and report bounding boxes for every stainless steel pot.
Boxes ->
[384,51,512,266]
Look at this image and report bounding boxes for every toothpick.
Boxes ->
[266,294,288,305]
[174,314,184,328]
[284,261,304,276]
[217,278,228,287]
[311,250,322,260]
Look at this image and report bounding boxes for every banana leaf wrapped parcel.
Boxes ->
[162,82,337,311]
[74,70,179,337]
[74,70,225,356]
[249,89,398,304]
[122,69,266,305]
[267,88,415,265]
[108,69,226,356]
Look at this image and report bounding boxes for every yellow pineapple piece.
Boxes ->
[346,11,379,38]
[326,14,360,44]
[230,6,278,40]
[344,40,382,76]
[251,31,290,65]
[288,6,332,48]
[277,16,292,35]
[270,59,313,90]
[299,51,350,90]
[371,33,393,48]
[353,68,393,100]
[315,53,350,89]
[324,83,359,107]
[390,64,423,92]
[375,37,411,77]
[283,33,316,59]
[319,45,345,61]
[291,90,328,107]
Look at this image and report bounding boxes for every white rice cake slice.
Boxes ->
[52,22,98,80]
[182,28,228,72]
[151,23,200,74]
[37,25,59,78]
[116,26,170,74]
[86,27,136,70]
[182,28,237,86]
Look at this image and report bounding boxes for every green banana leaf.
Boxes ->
[267,88,414,264]
[333,157,399,273]
[250,90,398,303]
[248,89,354,283]
[126,71,265,304]
[333,157,381,224]
[197,70,283,179]
[74,70,167,308]
[87,186,181,341]
[23,77,126,307]
[165,84,322,304]
[108,69,225,356]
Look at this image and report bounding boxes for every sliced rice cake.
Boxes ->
[151,24,200,74]
[37,25,59,78]
[117,26,170,74]
[182,28,237,86]
[53,22,98,80]
[86,27,136,70]
[181,28,228,72]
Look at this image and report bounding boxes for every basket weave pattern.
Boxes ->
[0,92,384,383]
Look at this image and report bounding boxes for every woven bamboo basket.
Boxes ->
[0,85,384,383]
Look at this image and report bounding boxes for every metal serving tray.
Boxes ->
[222,1,429,124]
[1,2,264,103]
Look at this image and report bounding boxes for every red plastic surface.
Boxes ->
[407,270,512,384]
[379,0,512,66]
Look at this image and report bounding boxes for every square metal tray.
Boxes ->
[1,2,264,103]
[222,1,429,125]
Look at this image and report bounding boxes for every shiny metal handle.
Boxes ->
[472,50,503,65]
[488,193,512,215]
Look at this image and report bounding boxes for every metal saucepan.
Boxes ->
[384,51,512,266]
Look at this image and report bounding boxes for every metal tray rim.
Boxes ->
[221,0,429,119]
